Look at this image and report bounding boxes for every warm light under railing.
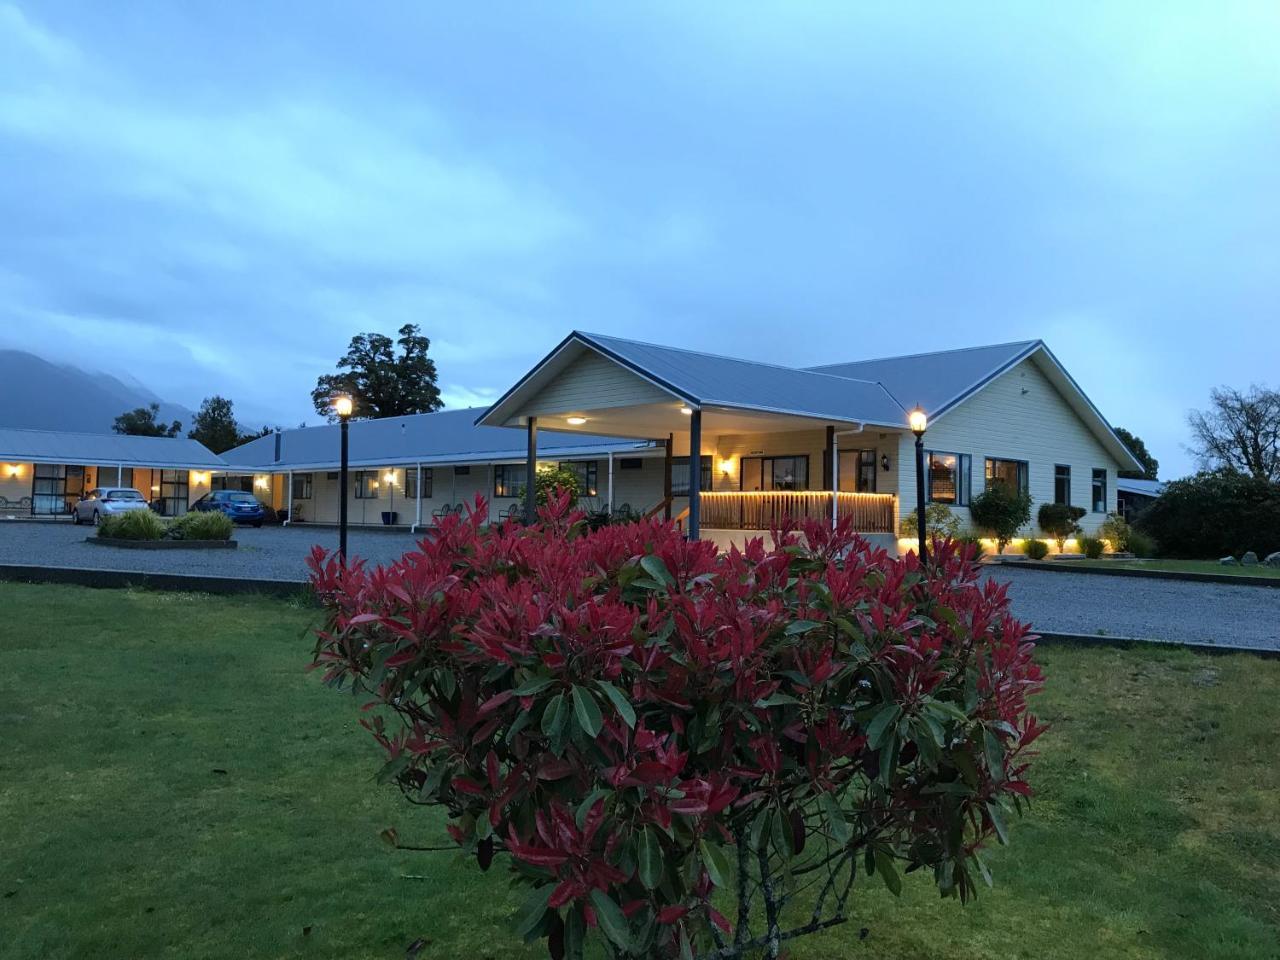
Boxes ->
[698,490,896,532]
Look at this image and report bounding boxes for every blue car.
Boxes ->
[192,490,267,527]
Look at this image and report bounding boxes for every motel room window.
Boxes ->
[739,455,808,492]
[291,473,313,500]
[354,470,377,499]
[558,460,599,497]
[157,469,188,516]
[671,457,714,495]
[985,457,1029,496]
[31,464,71,516]
[619,458,643,470]
[926,452,970,506]
[454,465,471,476]
[1054,465,1071,505]
[119,467,134,489]
[1091,468,1108,513]
[493,464,528,499]
[404,468,433,500]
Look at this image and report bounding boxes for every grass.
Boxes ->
[1063,558,1280,579]
[1,583,1277,960]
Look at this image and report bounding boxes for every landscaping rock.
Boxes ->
[1265,551,1280,568]
[1241,551,1259,566]
[1218,556,1239,566]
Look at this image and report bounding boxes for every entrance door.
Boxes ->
[838,449,877,493]
[31,464,84,515]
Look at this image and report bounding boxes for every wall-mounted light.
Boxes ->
[718,458,733,477]
[679,406,693,416]
[384,471,396,485]
[880,454,891,472]
[254,476,270,490]
[566,416,588,426]
[3,463,22,478]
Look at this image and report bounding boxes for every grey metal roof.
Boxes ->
[222,406,657,471]
[807,340,1040,418]
[0,426,224,468]
[1116,477,1165,497]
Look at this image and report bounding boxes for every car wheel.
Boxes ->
[71,509,80,525]
[253,521,263,528]
[93,510,101,526]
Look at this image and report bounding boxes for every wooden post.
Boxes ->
[663,434,673,520]
[688,410,701,541]
[607,451,614,514]
[823,425,835,489]
[524,417,538,524]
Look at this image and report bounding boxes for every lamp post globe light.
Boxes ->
[909,407,929,565]
[333,395,354,562]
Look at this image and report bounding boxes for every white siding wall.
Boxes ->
[897,358,1122,542]
[525,350,673,415]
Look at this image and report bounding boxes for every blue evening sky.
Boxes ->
[2,2,1277,476]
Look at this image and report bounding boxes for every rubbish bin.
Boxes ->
[381,511,398,526]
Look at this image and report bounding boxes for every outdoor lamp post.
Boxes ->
[909,407,929,565]
[333,394,354,562]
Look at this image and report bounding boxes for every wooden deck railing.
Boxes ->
[698,491,896,533]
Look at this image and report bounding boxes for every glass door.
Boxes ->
[31,464,83,515]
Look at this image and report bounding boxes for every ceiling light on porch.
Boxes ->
[679,406,693,415]
[566,416,588,425]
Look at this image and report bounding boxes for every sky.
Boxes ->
[1,2,1277,477]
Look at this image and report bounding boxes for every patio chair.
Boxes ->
[498,502,524,524]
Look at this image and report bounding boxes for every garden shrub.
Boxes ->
[1126,529,1157,558]
[98,510,167,541]
[1136,470,1280,558]
[955,535,986,560]
[535,466,582,508]
[1097,513,1131,552]
[309,494,1045,960]
[969,485,1032,555]
[1023,539,1049,560]
[1036,503,1085,553]
[898,501,964,540]
[1079,536,1105,560]
[167,511,234,541]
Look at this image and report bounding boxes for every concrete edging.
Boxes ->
[86,537,238,550]
[1034,630,1279,660]
[990,558,1280,589]
[0,564,308,598]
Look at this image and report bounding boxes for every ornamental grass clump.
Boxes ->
[98,509,167,541]
[166,510,234,541]
[309,493,1045,960]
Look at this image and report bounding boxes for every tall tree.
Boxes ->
[113,403,181,438]
[1113,426,1159,480]
[310,324,443,421]
[188,396,242,454]
[1187,384,1280,483]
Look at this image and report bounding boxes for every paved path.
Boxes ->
[3,522,1277,651]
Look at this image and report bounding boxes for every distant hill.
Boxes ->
[0,350,194,435]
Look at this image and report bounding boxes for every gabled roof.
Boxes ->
[479,331,907,429]
[0,426,223,469]
[1117,477,1165,497]
[222,406,656,471]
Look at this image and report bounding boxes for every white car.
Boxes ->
[71,487,152,525]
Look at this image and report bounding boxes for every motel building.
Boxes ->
[0,427,225,518]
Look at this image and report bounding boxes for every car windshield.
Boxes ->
[105,490,144,501]
[226,493,258,503]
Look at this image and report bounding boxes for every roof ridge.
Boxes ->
[0,424,200,442]
[806,339,1041,370]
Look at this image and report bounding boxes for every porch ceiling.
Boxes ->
[529,402,855,441]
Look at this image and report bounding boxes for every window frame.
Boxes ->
[738,454,810,493]
[557,460,599,497]
[1091,468,1108,513]
[404,467,433,500]
[291,472,313,500]
[354,470,377,499]
[493,464,528,499]
[673,456,714,495]
[984,456,1030,496]
[925,450,970,506]
[1053,464,1071,506]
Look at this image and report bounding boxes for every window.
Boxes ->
[739,455,809,492]
[494,464,527,499]
[157,469,189,516]
[404,468,432,500]
[558,460,598,497]
[856,449,877,493]
[672,456,713,495]
[213,475,253,492]
[291,473,312,500]
[1054,465,1071,505]
[1091,469,1107,513]
[454,465,471,476]
[619,457,643,470]
[354,471,377,499]
[985,458,1029,495]
[31,463,69,515]
[926,452,958,504]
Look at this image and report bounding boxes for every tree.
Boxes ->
[1113,427,1159,481]
[1187,385,1280,484]
[188,396,241,454]
[1136,469,1280,558]
[1037,502,1086,553]
[311,324,443,421]
[969,484,1032,555]
[112,403,181,437]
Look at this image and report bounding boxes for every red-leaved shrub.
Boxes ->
[309,493,1045,960]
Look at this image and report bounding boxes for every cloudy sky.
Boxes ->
[2,2,1277,475]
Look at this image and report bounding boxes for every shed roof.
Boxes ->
[0,426,223,469]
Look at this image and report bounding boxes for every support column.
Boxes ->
[607,451,614,513]
[414,464,423,531]
[688,410,701,541]
[663,434,673,520]
[831,433,839,529]
[115,463,123,486]
[823,425,835,490]
[524,417,538,524]
[286,470,293,526]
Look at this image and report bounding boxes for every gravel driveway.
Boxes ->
[3,521,1277,650]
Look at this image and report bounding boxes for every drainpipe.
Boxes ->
[413,463,423,532]
[687,409,702,540]
[607,450,614,514]
[830,425,864,529]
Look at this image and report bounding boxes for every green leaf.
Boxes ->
[374,753,412,785]
[575,788,609,829]
[588,889,632,950]
[754,692,801,708]
[514,675,555,696]
[819,791,851,844]
[513,883,554,939]
[638,827,662,889]
[784,619,823,636]
[986,800,1009,845]
[541,693,565,736]
[874,848,902,896]
[571,686,604,738]
[640,554,675,588]
[699,839,732,888]
[983,727,1005,782]
[596,680,636,728]
[867,703,901,750]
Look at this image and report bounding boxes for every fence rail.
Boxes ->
[698,491,896,532]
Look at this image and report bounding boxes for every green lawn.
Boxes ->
[1063,558,1280,579]
[1,583,1277,960]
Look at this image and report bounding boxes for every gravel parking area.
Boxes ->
[984,564,1280,651]
[3,521,1277,651]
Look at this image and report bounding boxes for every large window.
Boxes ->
[213,475,254,492]
[1091,469,1108,513]
[156,469,189,516]
[739,455,808,492]
[31,463,81,515]
[672,456,714,495]
[494,464,527,499]
[558,461,598,497]
[985,457,1029,495]
[291,473,313,500]
[1054,465,1071,505]
[926,452,970,506]
[354,471,377,499]
[404,468,433,500]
